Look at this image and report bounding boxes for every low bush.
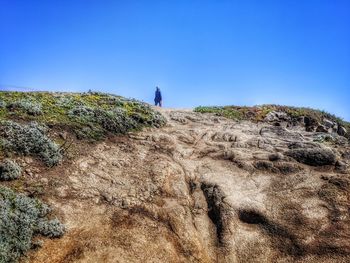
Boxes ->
[0,159,22,181]
[68,105,95,122]
[37,218,65,238]
[0,91,167,141]
[0,121,62,166]
[94,107,137,133]
[8,99,42,115]
[0,100,6,108]
[0,186,65,263]
[69,102,166,137]
[130,102,166,128]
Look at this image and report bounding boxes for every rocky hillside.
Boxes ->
[0,92,349,263]
[0,92,165,263]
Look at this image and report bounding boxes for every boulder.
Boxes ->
[286,147,336,166]
[342,151,350,160]
[335,160,347,172]
[264,111,290,122]
[260,126,303,141]
[304,116,319,132]
[316,125,328,133]
[337,126,347,137]
[268,153,283,162]
[323,118,334,129]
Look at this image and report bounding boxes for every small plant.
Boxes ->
[9,99,43,115]
[68,105,95,122]
[94,107,136,133]
[0,186,65,263]
[0,159,22,181]
[37,218,65,238]
[0,121,62,166]
[54,95,75,108]
[194,106,243,120]
[0,100,6,108]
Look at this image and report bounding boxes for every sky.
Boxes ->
[0,0,349,120]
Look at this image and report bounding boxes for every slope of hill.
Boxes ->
[0,92,349,263]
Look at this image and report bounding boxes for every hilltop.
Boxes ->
[0,92,349,263]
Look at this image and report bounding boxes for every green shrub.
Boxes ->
[68,105,95,122]
[94,107,137,133]
[129,102,166,128]
[0,100,6,108]
[0,159,22,181]
[0,91,167,141]
[69,102,166,136]
[194,106,243,120]
[54,95,75,108]
[9,99,42,115]
[37,219,65,238]
[0,121,62,166]
[0,186,65,263]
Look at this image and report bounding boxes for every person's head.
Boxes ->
[156,86,160,91]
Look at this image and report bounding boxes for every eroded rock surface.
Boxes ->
[24,108,350,263]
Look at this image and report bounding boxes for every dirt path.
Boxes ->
[25,108,350,263]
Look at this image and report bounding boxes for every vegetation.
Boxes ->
[0,91,166,141]
[0,186,65,263]
[0,159,22,181]
[7,99,43,116]
[0,100,6,109]
[0,121,62,166]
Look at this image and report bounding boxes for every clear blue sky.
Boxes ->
[1,0,349,120]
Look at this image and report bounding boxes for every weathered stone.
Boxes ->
[268,153,283,162]
[264,111,290,122]
[342,151,350,160]
[337,126,347,137]
[335,160,347,172]
[304,116,318,132]
[286,147,336,166]
[323,118,334,129]
[316,125,328,133]
[59,132,68,140]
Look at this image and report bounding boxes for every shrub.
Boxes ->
[9,99,42,115]
[0,159,22,181]
[94,107,137,133]
[0,100,6,108]
[68,105,95,122]
[0,91,167,141]
[54,95,75,108]
[37,219,65,238]
[128,102,166,127]
[0,121,62,166]
[0,186,65,263]
[69,102,166,136]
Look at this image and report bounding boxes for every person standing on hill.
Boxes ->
[154,86,162,107]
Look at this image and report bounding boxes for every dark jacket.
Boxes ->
[155,89,162,102]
